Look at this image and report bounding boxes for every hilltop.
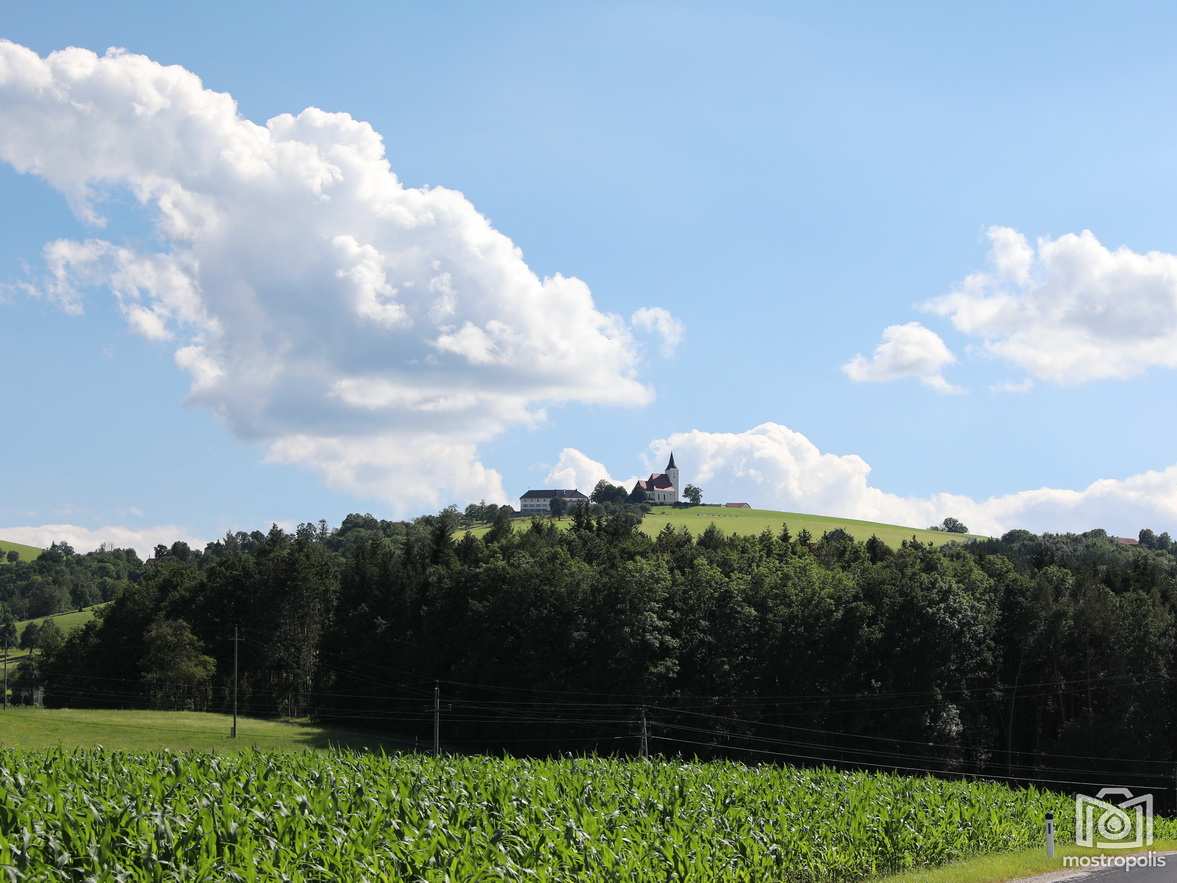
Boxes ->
[0,539,41,563]
[469,506,982,547]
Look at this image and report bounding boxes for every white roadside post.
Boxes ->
[1046,811,1055,858]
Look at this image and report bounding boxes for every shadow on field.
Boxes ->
[291,725,416,753]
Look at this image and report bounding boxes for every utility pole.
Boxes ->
[2,637,8,710]
[640,705,649,759]
[433,680,440,756]
[230,626,243,738]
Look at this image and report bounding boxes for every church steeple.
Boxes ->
[666,451,676,470]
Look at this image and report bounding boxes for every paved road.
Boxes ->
[1086,861,1177,881]
[1017,854,1177,882]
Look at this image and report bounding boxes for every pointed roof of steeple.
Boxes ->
[666,451,676,470]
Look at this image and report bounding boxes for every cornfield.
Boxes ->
[0,749,1165,881]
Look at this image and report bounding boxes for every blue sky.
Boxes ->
[4,2,1177,551]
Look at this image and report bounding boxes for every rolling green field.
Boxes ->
[0,747,1140,881]
[0,708,404,753]
[470,507,983,548]
[641,507,984,547]
[2,603,107,664]
[0,539,40,563]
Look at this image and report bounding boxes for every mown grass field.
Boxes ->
[469,507,983,548]
[2,603,107,664]
[0,539,40,563]
[877,841,1177,883]
[640,506,984,547]
[0,708,405,753]
[0,747,1151,881]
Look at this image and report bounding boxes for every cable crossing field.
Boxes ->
[4,748,1169,881]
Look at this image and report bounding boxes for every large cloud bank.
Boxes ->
[0,41,678,512]
[924,226,1177,384]
[561,423,1177,537]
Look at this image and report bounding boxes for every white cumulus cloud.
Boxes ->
[543,448,643,494]
[842,322,961,393]
[631,306,685,357]
[924,225,1177,383]
[0,40,679,513]
[567,423,1177,537]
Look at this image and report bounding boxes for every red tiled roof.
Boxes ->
[634,473,674,491]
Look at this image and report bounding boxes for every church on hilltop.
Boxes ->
[632,452,680,504]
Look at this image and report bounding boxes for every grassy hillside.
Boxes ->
[470,507,983,548]
[0,538,41,563]
[2,603,107,664]
[0,708,405,752]
[641,507,984,547]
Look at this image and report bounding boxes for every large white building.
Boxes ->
[632,452,680,504]
[519,488,590,514]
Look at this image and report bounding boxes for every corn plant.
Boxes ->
[1,749,1170,881]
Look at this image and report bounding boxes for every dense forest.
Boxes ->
[8,507,1177,802]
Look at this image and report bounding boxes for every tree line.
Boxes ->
[12,510,1177,797]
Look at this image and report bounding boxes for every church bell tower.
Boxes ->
[665,452,679,501]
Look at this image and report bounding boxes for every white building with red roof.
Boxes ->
[632,452,680,504]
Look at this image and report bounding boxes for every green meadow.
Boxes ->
[641,506,984,546]
[2,604,107,664]
[470,506,983,548]
[0,708,402,753]
[0,539,40,563]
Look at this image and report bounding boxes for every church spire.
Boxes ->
[666,451,676,470]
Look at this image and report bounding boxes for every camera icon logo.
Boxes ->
[1075,788,1153,850]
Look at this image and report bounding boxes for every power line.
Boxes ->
[649,720,1166,780]
[647,734,1172,790]
[647,704,1174,766]
[430,670,1167,704]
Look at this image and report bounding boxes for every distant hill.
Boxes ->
[469,506,983,547]
[0,539,42,563]
[2,604,107,664]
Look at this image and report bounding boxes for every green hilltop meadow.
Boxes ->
[469,505,982,547]
[0,539,41,563]
[2,604,107,664]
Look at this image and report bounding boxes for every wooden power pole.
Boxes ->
[433,680,440,756]
[230,626,244,738]
[640,706,649,758]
